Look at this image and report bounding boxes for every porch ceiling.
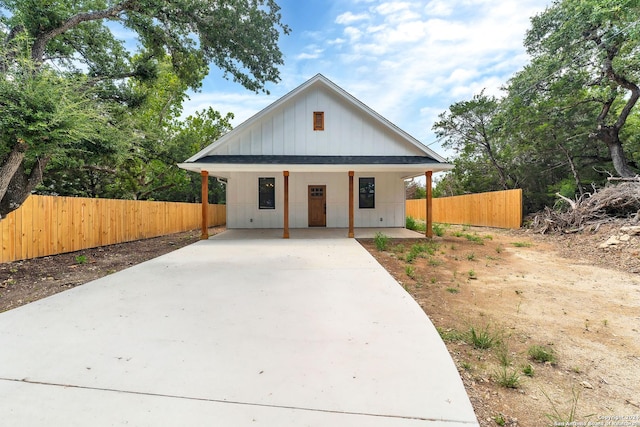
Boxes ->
[177,155,453,179]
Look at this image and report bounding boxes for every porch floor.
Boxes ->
[210,227,426,240]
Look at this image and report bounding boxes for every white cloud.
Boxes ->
[374,1,413,15]
[424,0,454,16]
[335,11,370,24]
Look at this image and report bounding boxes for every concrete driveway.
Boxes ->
[0,235,479,426]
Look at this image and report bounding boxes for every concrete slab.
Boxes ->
[0,238,478,426]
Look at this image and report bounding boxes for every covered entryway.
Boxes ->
[308,185,326,227]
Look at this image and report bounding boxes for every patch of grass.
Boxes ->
[392,244,405,254]
[464,234,484,244]
[494,367,520,388]
[468,269,477,279]
[405,265,415,278]
[429,277,437,284]
[495,343,512,367]
[428,257,442,267]
[495,245,504,254]
[512,241,533,248]
[528,345,556,364]
[522,364,535,377]
[446,287,459,294]
[466,252,476,261]
[461,361,473,371]
[494,413,506,426]
[373,232,390,251]
[405,216,427,232]
[432,222,448,237]
[438,327,465,342]
[542,387,588,426]
[75,255,88,264]
[469,325,498,349]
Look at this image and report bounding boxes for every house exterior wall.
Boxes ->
[226,172,406,229]
[208,85,426,158]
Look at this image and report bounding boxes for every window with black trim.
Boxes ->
[313,111,324,130]
[259,177,275,209]
[359,177,375,209]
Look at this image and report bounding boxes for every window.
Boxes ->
[313,111,324,131]
[359,177,375,209]
[259,177,275,209]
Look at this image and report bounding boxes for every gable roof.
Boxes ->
[178,74,452,178]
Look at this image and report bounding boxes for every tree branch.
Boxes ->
[31,1,134,63]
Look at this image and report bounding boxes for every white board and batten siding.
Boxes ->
[207,84,426,158]
[226,172,406,229]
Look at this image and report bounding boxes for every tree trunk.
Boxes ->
[0,156,50,219]
[0,142,28,203]
[606,138,636,178]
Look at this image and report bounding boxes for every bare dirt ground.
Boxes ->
[2,223,640,426]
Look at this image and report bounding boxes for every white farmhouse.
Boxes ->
[178,74,452,238]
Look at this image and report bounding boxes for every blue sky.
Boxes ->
[184,0,552,158]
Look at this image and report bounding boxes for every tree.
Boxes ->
[0,34,110,216]
[524,0,640,177]
[433,91,516,192]
[1,0,289,217]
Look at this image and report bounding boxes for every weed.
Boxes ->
[528,345,556,364]
[468,270,477,279]
[602,319,608,327]
[405,251,417,263]
[542,387,590,425]
[9,267,18,274]
[512,241,532,248]
[461,361,473,371]
[405,265,415,278]
[432,222,446,237]
[373,232,390,251]
[469,325,497,349]
[495,245,503,254]
[494,367,520,388]
[466,253,476,261]
[495,343,512,367]
[438,327,465,342]
[522,364,535,377]
[464,234,484,244]
[392,244,405,254]
[430,277,437,284]
[494,413,506,426]
[428,257,442,267]
[106,269,117,275]
[406,216,418,231]
[75,255,88,264]
[462,224,471,231]
[450,244,456,251]
[446,287,459,294]
[571,366,582,374]
[484,234,493,240]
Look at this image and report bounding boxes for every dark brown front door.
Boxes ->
[308,185,326,227]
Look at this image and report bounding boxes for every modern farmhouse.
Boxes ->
[178,74,452,238]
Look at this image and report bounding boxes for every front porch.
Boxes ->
[210,227,425,240]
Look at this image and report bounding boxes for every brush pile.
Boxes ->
[530,182,640,234]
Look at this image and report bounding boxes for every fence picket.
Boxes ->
[1,196,226,263]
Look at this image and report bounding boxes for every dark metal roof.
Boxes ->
[193,155,440,165]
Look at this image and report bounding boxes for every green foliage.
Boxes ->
[75,255,88,264]
[1,0,290,213]
[433,0,640,212]
[528,345,556,364]
[469,325,497,349]
[432,222,447,237]
[494,367,520,389]
[405,216,418,230]
[522,364,535,377]
[374,232,390,251]
[404,265,415,278]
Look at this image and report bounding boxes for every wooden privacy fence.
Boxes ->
[1,195,226,263]
[406,189,522,229]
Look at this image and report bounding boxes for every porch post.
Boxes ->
[425,171,433,238]
[348,171,354,238]
[201,170,209,240]
[283,171,290,239]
